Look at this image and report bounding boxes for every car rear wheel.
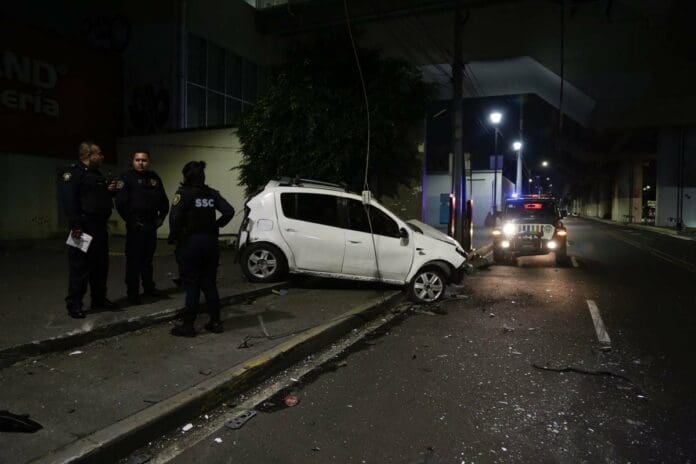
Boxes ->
[240,243,288,283]
[408,268,446,304]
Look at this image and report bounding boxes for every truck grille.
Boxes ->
[518,224,543,234]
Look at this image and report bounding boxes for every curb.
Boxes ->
[0,284,285,369]
[29,291,402,464]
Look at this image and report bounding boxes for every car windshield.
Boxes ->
[505,200,557,219]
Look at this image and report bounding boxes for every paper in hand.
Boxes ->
[66,232,93,253]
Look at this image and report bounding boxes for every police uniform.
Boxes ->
[60,161,115,316]
[168,184,235,335]
[114,169,169,301]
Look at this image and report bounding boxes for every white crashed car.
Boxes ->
[236,179,467,304]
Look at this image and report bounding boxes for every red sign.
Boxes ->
[0,21,121,161]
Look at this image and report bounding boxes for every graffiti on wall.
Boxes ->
[128,82,170,134]
[80,14,132,53]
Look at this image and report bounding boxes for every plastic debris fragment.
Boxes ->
[225,410,257,430]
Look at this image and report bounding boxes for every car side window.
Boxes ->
[346,199,400,238]
[280,192,340,228]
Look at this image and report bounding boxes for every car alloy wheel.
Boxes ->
[247,249,278,279]
[411,269,445,303]
[240,243,288,283]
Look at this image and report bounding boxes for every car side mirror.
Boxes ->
[399,227,409,238]
[560,209,568,218]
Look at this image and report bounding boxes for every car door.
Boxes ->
[341,198,414,282]
[276,191,345,273]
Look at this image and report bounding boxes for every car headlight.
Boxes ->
[502,223,516,236]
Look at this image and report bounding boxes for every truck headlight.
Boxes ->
[502,223,516,236]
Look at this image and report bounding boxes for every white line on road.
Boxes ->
[587,300,611,345]
[571,257,579,268]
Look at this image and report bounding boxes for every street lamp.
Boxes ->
[489,111,503,216]
[541,160,549,167]
[512,140,523,196]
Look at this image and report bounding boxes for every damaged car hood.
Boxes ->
[407,220,460,248]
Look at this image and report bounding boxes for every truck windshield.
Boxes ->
[505,200,556,219]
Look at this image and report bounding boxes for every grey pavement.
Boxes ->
[0,284,400,464]
[0,236,280,367]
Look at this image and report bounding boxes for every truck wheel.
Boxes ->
[240,243,288,282]
[408,268,446,304]
[493,248,506,264]
[555,243,568,266]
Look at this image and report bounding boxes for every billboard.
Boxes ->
[0,21,121,162]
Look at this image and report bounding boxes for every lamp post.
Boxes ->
[489,111,502,215]
[512,140,523,197]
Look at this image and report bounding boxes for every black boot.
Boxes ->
[204,320,224,334]
[91,298,119,310]
[67,308,86,319]
[170,324,196,337]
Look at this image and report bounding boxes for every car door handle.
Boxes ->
[348,240,362,244]
[285,228,297,232]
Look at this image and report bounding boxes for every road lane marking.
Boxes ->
[571,256,579,268]
[587,300,611,345]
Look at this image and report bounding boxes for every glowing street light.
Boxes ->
[489,111,503,125]
[512,141,522,151]
[541,160,549,167]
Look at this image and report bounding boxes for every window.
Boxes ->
[280,193,341,228]
[185,34,261,128]
[347,200,400,238]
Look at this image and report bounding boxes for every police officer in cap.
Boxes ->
[115,150,169,304]
[168,161,235,336]
[60,141,118,318]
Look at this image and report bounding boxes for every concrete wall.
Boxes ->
[0,153,118,240]
[114,128,246,238]
[423,174,452,227]
[656,128,696,228]
[470,170,511,228]
[611,159,643,223]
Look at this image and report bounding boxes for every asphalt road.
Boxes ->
[146,218,696,463]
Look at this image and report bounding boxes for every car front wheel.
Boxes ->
[408,268,446,304]
[240,243,288,283]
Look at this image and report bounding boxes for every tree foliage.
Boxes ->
[236,34,432,198]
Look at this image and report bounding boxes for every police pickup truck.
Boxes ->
[491,195,568,265]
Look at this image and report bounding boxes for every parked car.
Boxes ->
[237,179,468,303]
[491,195,568,265]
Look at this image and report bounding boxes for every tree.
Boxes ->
[237,34,432,198]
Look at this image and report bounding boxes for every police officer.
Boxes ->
[115,150,169,304]
[168,161,235,337]
[60,141,118,318]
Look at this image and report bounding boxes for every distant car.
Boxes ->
[491,195,568,265]
[237,178,468,303]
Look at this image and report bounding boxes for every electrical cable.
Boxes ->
[344,0,371,192]
[344,0,388,303]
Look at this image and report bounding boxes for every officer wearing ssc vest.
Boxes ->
[168,161,235,337]
[60,141,118,318]
[114,150,169,304]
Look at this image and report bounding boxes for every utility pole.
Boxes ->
[451,0,469,249]
[516,96,524,195]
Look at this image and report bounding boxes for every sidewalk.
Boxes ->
[0,237,282,368]
[0,237,406,463]
[578,215,696,241]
